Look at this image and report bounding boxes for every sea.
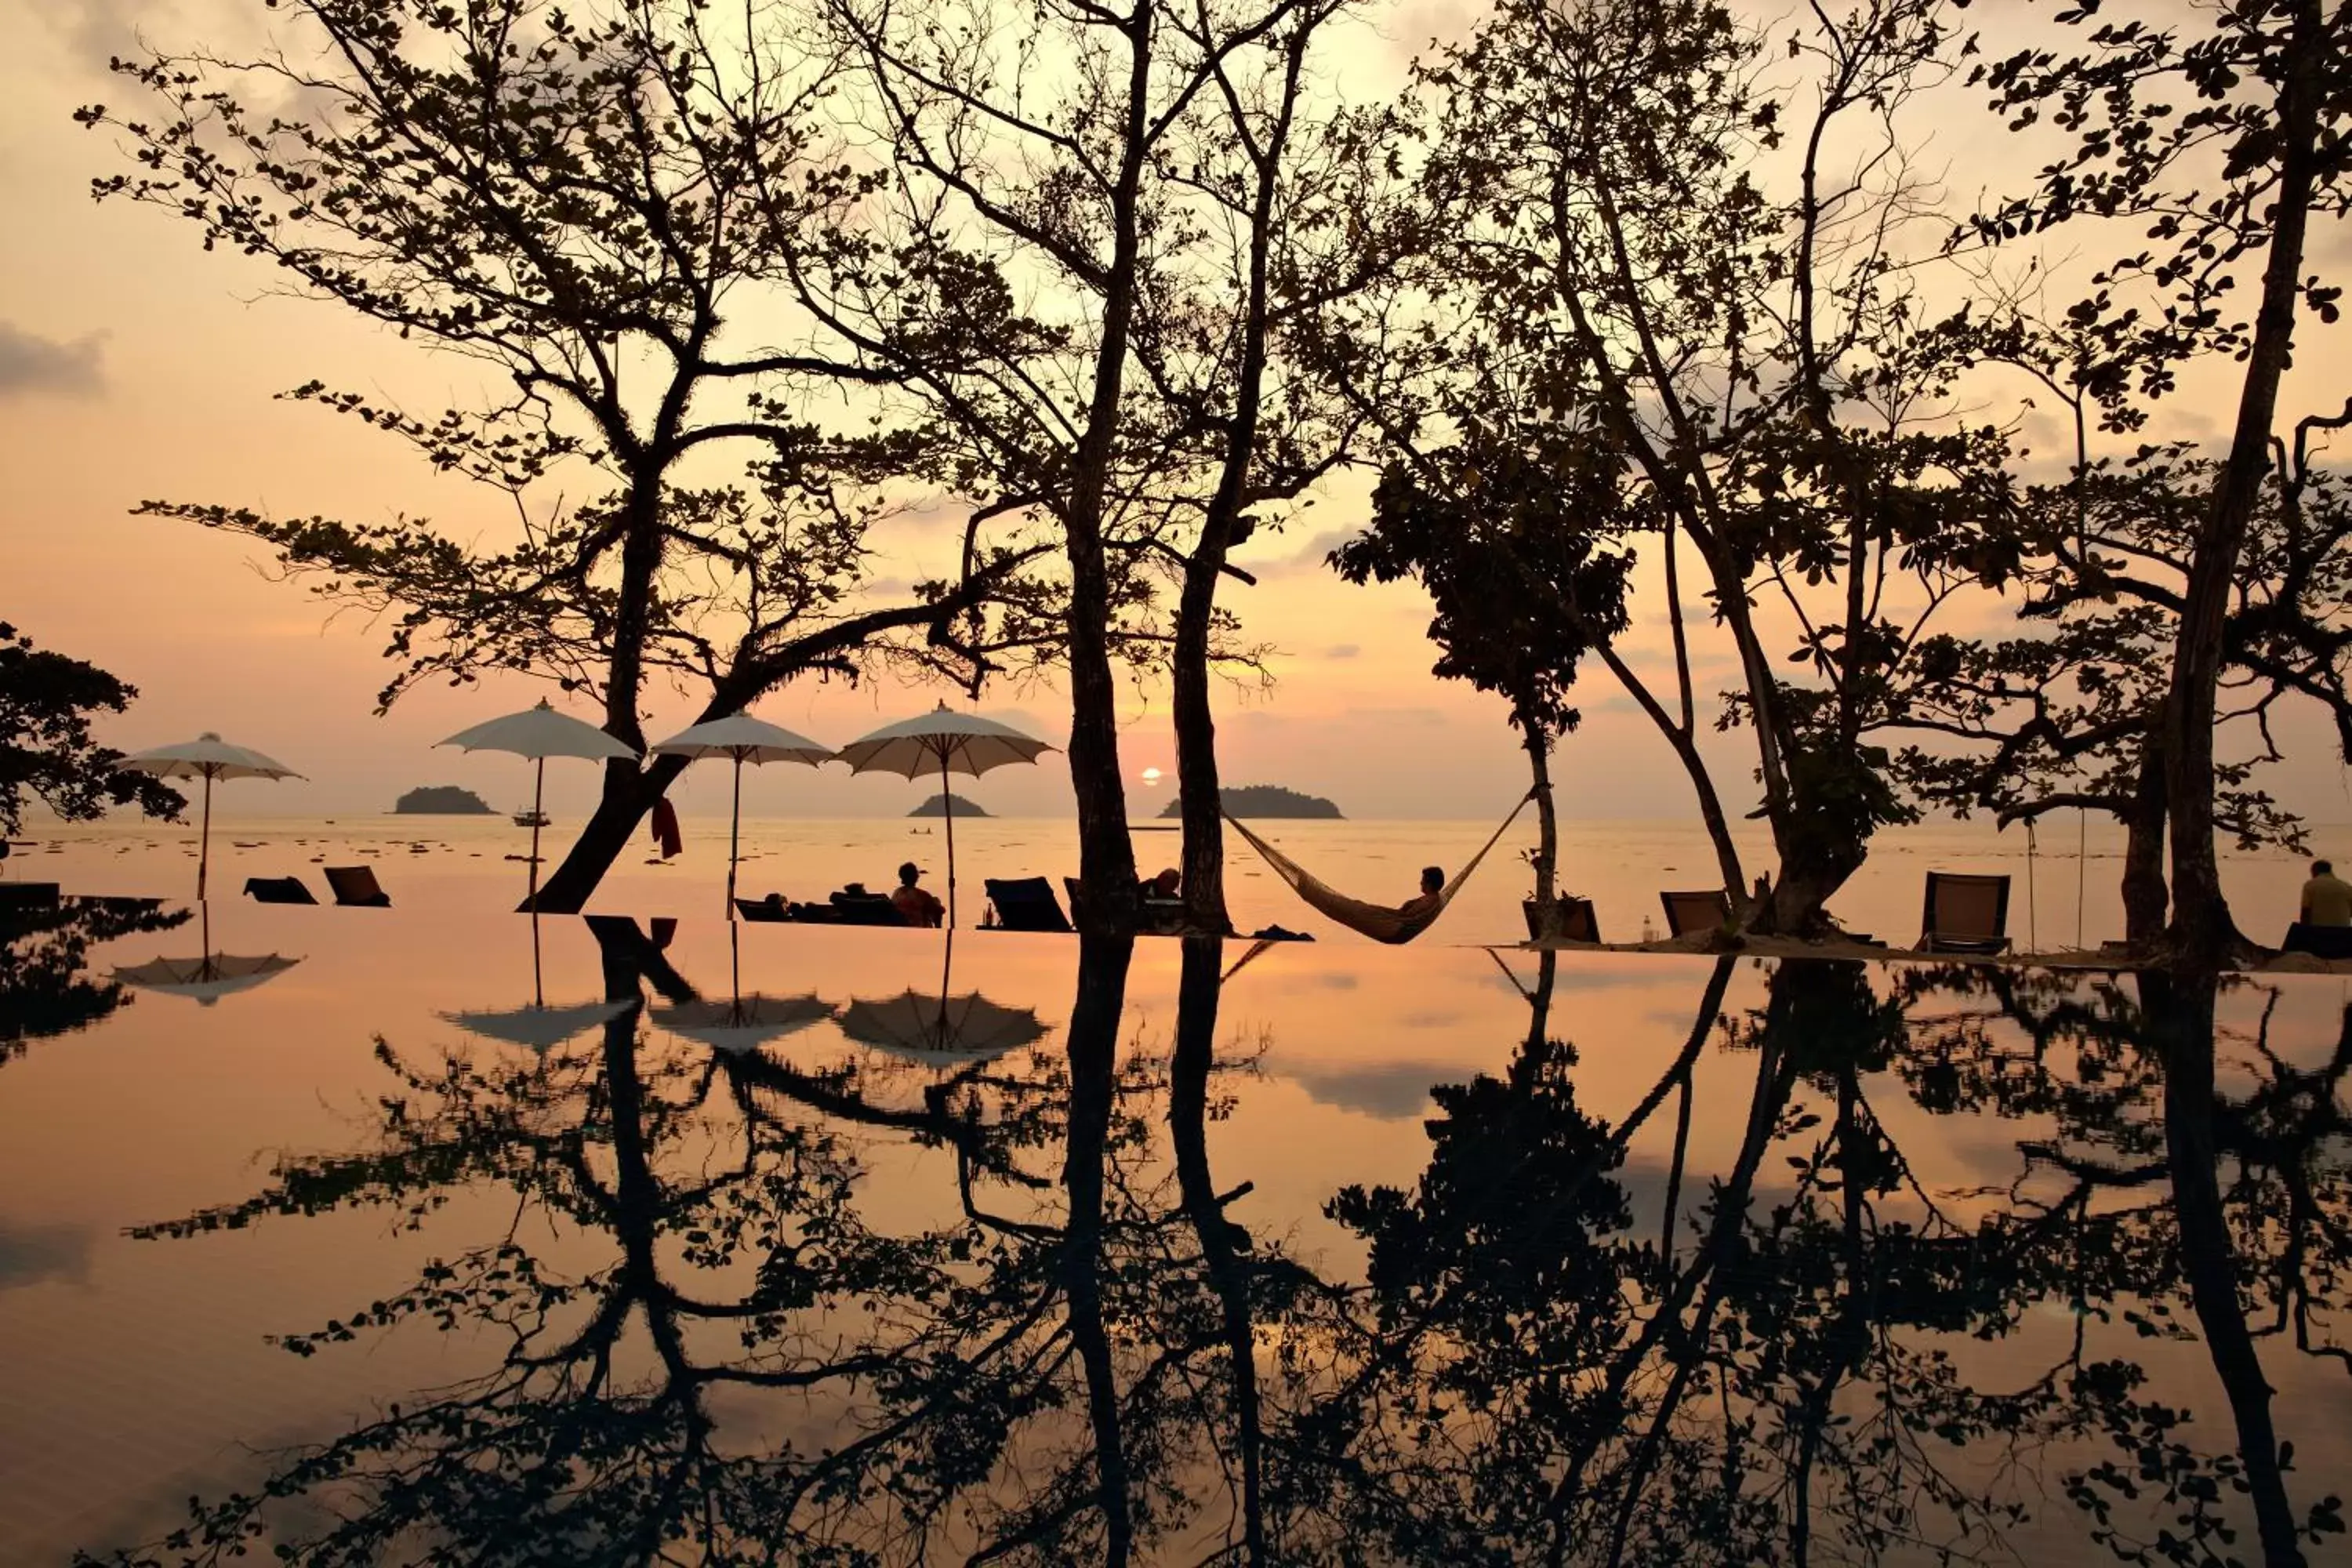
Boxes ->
[3,817,2348,1564]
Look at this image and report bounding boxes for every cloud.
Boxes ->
[1286,1060,1450,1120]
[38,0,146,78]
[1323,644,1361,660]
[0,321,107,400]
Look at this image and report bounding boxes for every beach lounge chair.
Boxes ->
[829,887,906,927]
[1523,896,1601,943]
[2281,922,2352,960]
[323,866,391,907]
[1918,872,2011,954]
[985,877,1073,933]
[735,895,793,924]
[1660,889,1733,938]
[244,875,318,905]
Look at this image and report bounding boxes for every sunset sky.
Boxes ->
[9,0,2352,825]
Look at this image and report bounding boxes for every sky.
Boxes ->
[6,0,2352,825]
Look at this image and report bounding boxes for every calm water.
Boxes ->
[11,810,2333,950]
[2,878,2348,1565]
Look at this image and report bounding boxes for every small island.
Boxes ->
[1161,784,1341,819]
[394,785,496,815]
[909,793,990,818]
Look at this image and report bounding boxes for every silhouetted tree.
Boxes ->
[0,624,182,837]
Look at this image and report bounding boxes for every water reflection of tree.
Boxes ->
[82,923,1304,1566]
[1293,958,2348,1568]
[74,939,2351,1566]
[1,897,190,1065]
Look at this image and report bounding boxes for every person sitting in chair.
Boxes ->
[1399,865,1444,924]
[2301,858,2352,927]
[891,862,946,927]
[1142,867,1181,899]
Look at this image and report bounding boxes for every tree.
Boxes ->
[0,623,183,838]
[1969,0,2352,968]
[1332,419,1636,927]
[1896,443,2352,945]
[800,0,1372,935]
[1333,0,2022,935]
[83,0,1043,911]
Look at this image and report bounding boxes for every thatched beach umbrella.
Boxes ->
[121,733,301,900]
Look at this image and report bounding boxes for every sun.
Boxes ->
[1141,767,1163,786]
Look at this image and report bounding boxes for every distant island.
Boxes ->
[394,785,495,815]
[1161,784,1341,819]
[909,793,990,818]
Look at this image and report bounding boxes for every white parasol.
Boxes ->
[121,733,301,901]
[650,713,833,920]
[834,703,1054,927]
[437,699,639,906]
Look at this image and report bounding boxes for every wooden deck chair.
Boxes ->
[1660,889,1733,938]
[829,888,906,927]
[243,875,318,905]
[323,865,391,907]
[1918,872,2012,954]
[985,877,1073,933]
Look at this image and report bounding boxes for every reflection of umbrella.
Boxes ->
[437,700,638,906]
[839,989,1048,1067]
[111,902,301,1005]
[655,993,833,1055]
[439,910,631,1049]
[439,999,632,1051]
[122,732,302,900]
[651,713,833,920]
[652,919,833,1054]
[835,703,1054,927]
[114,951,301,1005]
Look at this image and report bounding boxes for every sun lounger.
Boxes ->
[829,888,906,927]
[1660,889,1733,938]
[735,895,793,924]
[244,875,318,905]
[985,877,1073,933]
[1524,896,1601,942]
[323,866,391,907]
[2281,921,2352,960]
[1918,872,2011,954]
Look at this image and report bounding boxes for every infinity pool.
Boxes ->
[3,898,2347,1565]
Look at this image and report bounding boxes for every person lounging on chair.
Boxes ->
[735,893,793,924]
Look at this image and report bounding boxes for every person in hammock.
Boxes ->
[1398,866,1445,924]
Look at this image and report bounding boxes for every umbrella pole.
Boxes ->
[528,757,546,909]
[531,909,544,1009]
[728,752,743,923]
[197,770,213,902]
[940,750,956,929]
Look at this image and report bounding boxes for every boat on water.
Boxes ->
[513,808,552,828]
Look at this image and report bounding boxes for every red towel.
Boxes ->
[650,797,683,859]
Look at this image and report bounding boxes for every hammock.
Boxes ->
[1223,789,1540,945]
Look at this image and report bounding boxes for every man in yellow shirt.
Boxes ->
[2299,860,2352,927]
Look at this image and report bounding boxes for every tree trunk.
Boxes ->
[2146,970,2308,1567]
[1759,827,1866,938]
[1173,572,1234,933]
[1588,641,1748,914]
[1521,716,1566,938]
[2164,0,2326,973]
[2122,732,2170,946]
[530,753,691,914]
